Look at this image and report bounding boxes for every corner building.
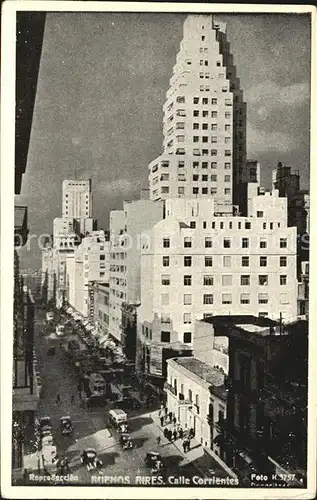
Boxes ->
[148,15,247,213]
[137,195,297,369]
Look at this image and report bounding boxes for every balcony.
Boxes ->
[164,382,177,396]
[14,206,28,247]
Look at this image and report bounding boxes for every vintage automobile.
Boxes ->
[144,451,164,473]
[39,416,52,437]
[81,448,102,471]
[119,433,133,450]
[117,422,130,434]
[47,346,56,356]
[59,416,73,436]
[41,434,54,448]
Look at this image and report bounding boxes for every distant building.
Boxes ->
[148,14,247,213]
[108,200,164,343]
[272,162,310,235]
[66,231,110,317]
[62,179,92,218]
[41,179,98,308]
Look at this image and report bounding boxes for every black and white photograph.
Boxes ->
[1,2,316,498]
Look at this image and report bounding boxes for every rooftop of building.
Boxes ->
[172,356,225,387]
[202,315,277,328]
[200,315,308,339]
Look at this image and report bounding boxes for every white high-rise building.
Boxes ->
[42,179,97,308]
[62,179,92,219]
[108,200,164,343]
[137,194,297,376]
[148,14,247,213]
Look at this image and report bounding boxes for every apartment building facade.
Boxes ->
[137,196,297,373]
[148,14,247,213]
[108,200,164,343]
[165,357,226,451]
[66,231,109,317]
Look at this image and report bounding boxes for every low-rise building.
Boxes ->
[201,315,308,483]
[165,357,227,452]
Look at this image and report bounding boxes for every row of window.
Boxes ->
[192,136,231,144]
[162,219,285,244]
[151,160,231,172]
[175,186,227,195]
[169,148,233,157]
[161,272,288,286]
[157,186,230,195]
[164,237,288,249]
[162,254,287,268]
[172,109,231,119]
[160,291,286,308]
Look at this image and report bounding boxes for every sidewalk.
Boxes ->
[149,409,231,478]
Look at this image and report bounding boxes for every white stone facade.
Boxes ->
[138,196,297,348]
[108,200,164,343]
[166,358,226,450]
[148,14,247,211]
[65,231,109,317]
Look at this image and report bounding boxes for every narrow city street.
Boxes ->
[24,308,230,486]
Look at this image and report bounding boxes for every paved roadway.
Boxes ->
[26,309,229,486]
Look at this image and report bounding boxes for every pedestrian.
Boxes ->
[179,427,184,440]
[157,436,161,446]
[56,393,61,404]
[172,429,177,441]
[168,429,173,442]
[168,411,172,423]
[164,406,168,416]
[173,416,177,426]
[163,428,168,439]
[71,394,75,404]
[182,440,187,453]
[64,457,70,473]
[160,416,164,427]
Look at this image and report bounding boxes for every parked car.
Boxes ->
[39,416,52,431]
[46,312,54,323]
[59,416,73,436]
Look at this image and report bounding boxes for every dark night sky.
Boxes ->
[16,12,311,269]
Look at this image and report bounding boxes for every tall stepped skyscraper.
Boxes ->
[148,14,247,213]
